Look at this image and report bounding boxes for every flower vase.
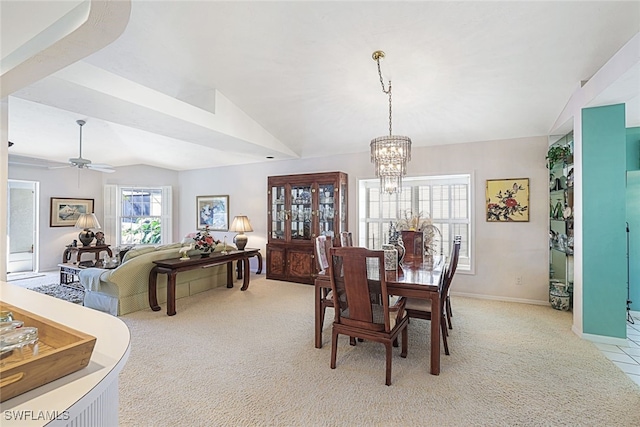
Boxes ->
[201,252,211,258]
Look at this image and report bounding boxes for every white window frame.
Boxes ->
[357,174,473,272]
[104,185,172,246]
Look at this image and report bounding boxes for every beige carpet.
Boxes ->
[118,276,640,426]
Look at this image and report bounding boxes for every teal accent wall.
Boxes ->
[627,127,639,313]
[582,104,627,339]
[628,171,640,313]
[628,127,640,171]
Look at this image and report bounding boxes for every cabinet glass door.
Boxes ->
[271,185,286,240]
[317,183,336,239]
[291,184,312,240]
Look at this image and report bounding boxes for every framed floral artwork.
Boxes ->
[486,178,529,222]
[196,195,229,231]
[50,197,94,227]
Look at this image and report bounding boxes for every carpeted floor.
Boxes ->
[118,276,640,426]
[28,283,84,305]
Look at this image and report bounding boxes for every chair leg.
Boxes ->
[384,342,392,386]
[441,315,450,356]
[446,297,453,330]
[330,330,339,369]
[350,336,357,346]
[401,326,408,358]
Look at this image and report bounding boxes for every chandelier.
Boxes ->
[370,50,412,194]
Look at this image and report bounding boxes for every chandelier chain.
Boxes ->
[375,57,393,136]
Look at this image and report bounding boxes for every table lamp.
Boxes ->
[229,215,253,250]
[75,213,101,246]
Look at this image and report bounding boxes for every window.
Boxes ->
[358,174,472,271]
[104,185,172,246]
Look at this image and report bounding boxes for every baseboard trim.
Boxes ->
[581,332,629,347]
[451,291,548,306]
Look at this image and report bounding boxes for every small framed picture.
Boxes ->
[196,195,229,231]
[486,178,530,222]
[50,197,94,227]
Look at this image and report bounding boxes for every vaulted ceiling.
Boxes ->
[2,1,639,171]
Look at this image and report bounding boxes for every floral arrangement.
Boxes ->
[189,226,220,253]
[395,210,432,232]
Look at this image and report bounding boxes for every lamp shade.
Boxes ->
[230,215,253,250]
[75,213,101,230]
[75,213,101,247]
[230,216,253,233]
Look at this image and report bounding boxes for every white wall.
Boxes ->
[178,135,550,304]
[9,135,549,303]
[8,165,104,272]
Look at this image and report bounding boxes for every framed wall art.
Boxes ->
[50,197,94,227]
[196,195,229,231]
[486,178,529,222]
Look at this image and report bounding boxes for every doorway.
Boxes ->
[7,180,38,273]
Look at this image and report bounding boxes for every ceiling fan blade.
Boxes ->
[87,164,115,173]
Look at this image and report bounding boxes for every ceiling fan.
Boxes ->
[56,120,115,173]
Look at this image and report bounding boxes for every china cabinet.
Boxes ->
[267,172,348,284]
[548,131,574,310]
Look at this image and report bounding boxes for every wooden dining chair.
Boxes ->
[328,246,409,386]
[403,237,461,356]
[444,235,462,329]
[314,235,334,332]
[339,231,353,247]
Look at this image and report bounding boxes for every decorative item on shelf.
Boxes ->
[221,236,228,255]
[179,243,193,260]
[369,50,412,194]
[95,231,105,246]
[193,226,220,257]
[550,282,571,311]
[566,167,574,187]
[75,213,101,246]
[546,145,572,169]
[552,200,564,220]
[230,215,253,250]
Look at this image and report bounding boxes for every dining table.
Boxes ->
[314,255,445,375]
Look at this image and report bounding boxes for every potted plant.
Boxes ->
[546,145,572,169]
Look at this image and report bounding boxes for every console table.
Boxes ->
[62,245,112,264]
[149,248,260,316]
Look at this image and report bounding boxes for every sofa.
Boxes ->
[78,242,234,316]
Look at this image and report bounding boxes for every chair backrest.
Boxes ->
[314,235,332,273]
[440,237,461,304]
[328,247,392,332]
[446,235,462,283]
[339,231,353,247]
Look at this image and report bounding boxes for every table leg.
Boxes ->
[148,267,161,311]
[167,271,177,316]
[430,293,441,375]
[240,258,250,291]
[255,252,263,274]
[314,282,323,348]
[226,261,234,288]
[237,260,243,280]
